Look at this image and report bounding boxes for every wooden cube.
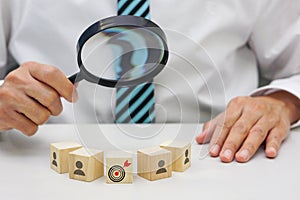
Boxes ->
[68,148,104,182]
[160,141,191,172]
[50,141,82,174]
[106,151,133,184]
[137,147,172,181]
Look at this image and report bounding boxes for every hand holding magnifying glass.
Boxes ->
[0,15,168,136]
[68,15,169,88]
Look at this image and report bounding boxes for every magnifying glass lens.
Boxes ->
[81,26,165,83]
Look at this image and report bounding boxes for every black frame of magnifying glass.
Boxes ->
[68,15,169,88]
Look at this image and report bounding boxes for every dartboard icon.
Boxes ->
[108,165,126,182]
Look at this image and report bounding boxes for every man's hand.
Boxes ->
[0,61,78,136]
[196,91,300,163]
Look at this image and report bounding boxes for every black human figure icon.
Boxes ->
[74,161,86,176]
[52,152,57,167]
[156,160,167,174]
[184,149,190,165]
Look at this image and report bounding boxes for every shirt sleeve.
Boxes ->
[248,0,300,127]
[0,0,12,79]
[248,0,300,97]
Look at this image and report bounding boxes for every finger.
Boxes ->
[0,82,47,133]
[219,112,262,163]
[196,113,224,144]
[196,119,216,144]
[265,122,289,158]
[23,62,75,102]
[24,78,63,116]
[235,116,276,162]
[6,110,38,136]
[16,94,51,125]
[209,105,243,157]
[0,112,12,131]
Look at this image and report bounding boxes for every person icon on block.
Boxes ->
[156,160,167,174]
[52,152,58,167]
[184,149,190,165]
[74,161,85,176]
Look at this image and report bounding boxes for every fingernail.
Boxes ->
[238,149,250,161]
[210,144,220,155]
[267,147,277,157]
[196,130,207,143]
[222,149,233,160]
[269,147,276,154]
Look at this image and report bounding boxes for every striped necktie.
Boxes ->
[115,0,155,123]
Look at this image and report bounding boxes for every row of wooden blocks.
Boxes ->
[50,141,191,183]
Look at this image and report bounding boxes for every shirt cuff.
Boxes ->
[250,75,300,99]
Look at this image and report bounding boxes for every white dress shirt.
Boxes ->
[0,0,299,124]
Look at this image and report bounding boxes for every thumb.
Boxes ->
[196,114,221,144]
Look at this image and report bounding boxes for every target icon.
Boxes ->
[108,165,126,182]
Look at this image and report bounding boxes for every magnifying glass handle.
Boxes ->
[68,72,83,84]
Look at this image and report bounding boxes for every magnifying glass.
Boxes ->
[68,15,169,88]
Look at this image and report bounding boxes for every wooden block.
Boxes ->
[106,151,133,184]
[137,147,172,181]
[68,148,104,182]
[160,141,191,172]
[50,141,82,174]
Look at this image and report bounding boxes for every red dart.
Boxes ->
[123,160,131,168]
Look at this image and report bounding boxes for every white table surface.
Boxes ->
[0,124,299,200]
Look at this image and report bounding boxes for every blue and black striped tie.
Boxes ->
[115,0,155,123]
